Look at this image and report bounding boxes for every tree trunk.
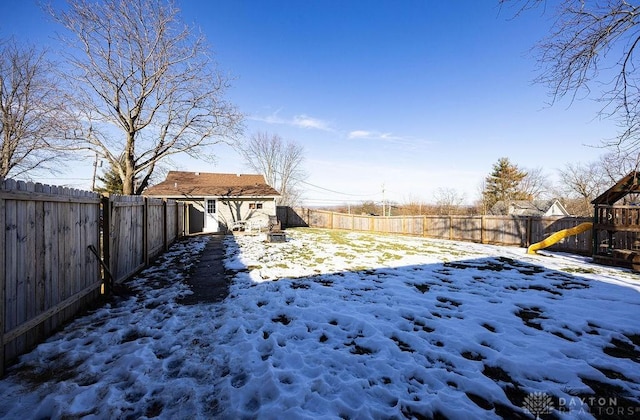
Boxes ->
[122,135,136,195]
[1,138,10,177]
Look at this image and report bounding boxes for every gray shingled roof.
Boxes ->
[490,199,569,216]
[143,171,280,198]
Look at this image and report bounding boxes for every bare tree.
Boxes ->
[500,0,640,158]
[519,167,550,200]
[557,161,607,216]
[351,200,380,216]
[0,37,73,178]
[397,196,427,216]
[599,151,639,183]
[433,188,466,215]
[48,0,242,194]
[237,132,306,206]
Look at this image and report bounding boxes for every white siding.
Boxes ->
[217,197,277,231]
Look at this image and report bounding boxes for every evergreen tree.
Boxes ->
[482,157,529,214]
[95,163,123,194]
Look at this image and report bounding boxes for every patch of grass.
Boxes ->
[561,267,597,274]
[334,251,354,260]
[378,252,402,263]
[257,228,490,277]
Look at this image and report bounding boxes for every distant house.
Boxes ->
[144,171,280,233]
[490,199,570,217]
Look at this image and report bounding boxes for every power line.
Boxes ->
[266,167,380,197]
[302,197,382,204]
[299,179,380,197]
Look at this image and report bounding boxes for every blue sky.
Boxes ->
[0,0,618,205]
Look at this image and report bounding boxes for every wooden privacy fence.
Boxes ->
[102,195,186,286]
[1,179,186,375]
[0,179,101,376]
[289,208,593,255]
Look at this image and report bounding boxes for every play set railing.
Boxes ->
[594,205,640,230]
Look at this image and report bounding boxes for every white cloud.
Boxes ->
[250,111,333,132]
[348,130,408,142]
[347,130,373,139]
[292,114,331,130]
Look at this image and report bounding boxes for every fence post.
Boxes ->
[163,199,168,251]
[184,202,190,235]
[175,201,180,240]
[143,197,149,266]
[481,215,486,244]
[0,177,5,376]
[179,201,183,237]
[449,215,453,240]
[183,202,188,236]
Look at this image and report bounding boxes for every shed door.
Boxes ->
[204,199,218,232]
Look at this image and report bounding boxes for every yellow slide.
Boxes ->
[527,222,593,254]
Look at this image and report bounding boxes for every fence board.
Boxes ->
[147,198,165,260]
[15,182,27,356]
[24,183,37,351]
[166,200,176,246]
[34,184,45,345]
[43,187,56,335]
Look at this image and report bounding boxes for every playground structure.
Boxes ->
[528,172,640,271]
[591,171,640,271]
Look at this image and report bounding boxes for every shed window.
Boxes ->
[249,203,263,209]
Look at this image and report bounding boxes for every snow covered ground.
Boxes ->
[1,228,639,419]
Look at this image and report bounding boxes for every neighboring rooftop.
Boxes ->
[490,199,570,217]
[144,171,280,197]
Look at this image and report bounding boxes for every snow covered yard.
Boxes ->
[1,228,640,419]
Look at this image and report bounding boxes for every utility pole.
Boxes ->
[382,183,385,217]
[91,153,102,191]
